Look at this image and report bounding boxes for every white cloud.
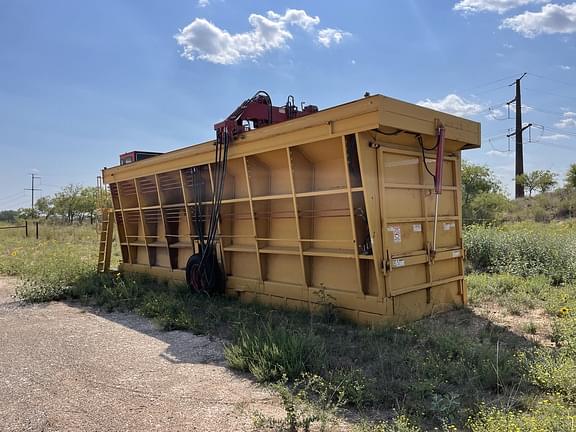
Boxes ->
[317,28,350,47]
[454,0,544,14]
[175,9,349,64]
[503,42,514,48]
[541,133,570,140]
[198,0,210,7]
[267,9,320,31]
[487,150,513,157]
[560,64,572,70]
[555,113,576,128]
[416,94,484,117]
[555,111,576,128]
[501,3,576,37]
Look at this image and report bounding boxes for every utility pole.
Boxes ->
[24,173,41,209]
[506,73,530,199]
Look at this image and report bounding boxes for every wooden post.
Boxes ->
[25,220,28,237]
[35,221,39,239]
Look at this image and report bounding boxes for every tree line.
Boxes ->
[0,185,110,224]
[463,162,576,224]
[2,164,575,225]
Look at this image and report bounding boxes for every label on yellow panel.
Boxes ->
[412,224,422,232]
[443,222,456,231]
[392,259,405,268]
[452,250,461,258]
[386,226,401,243]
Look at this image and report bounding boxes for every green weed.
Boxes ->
[464,223,576,284]
[468,399,576,432]
[352,415,422,432]
[224,325,325,382]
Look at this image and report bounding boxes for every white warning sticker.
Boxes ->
[392,259,405,268]
[452,250,461,258]
[412,223,422,232]
[443,222,456,231]
[387,226,401,243]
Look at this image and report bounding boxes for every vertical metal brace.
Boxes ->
[431,120,445,261]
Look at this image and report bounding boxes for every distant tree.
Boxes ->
[469,192,510,224]
[516,170,558,197]
[461,161,502,205]
[566,163,576,189]
[536,170,558,193]
[52,184,83,223]
[77,187,100,224]
[0,210,18,223]
[461,161,508,224]
[17,207,39,220]
[28,185,113,224]
[35,196,55,220]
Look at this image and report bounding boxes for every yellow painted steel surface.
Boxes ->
[102,95,480,324]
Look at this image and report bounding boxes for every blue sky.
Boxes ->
[0,0,575,210]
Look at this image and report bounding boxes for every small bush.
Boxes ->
[224,325,326,382]
[138,293,199,331]
[526,350,576,400]
[469,400,576,432]
[522,322,538,335]
[253,374,341,432]
[352,415,422,432]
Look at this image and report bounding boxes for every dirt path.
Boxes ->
[0,277,282,432]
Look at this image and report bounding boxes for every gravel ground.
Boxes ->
[0,277,283,432]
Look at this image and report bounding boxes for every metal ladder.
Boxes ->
[97,208,114,272]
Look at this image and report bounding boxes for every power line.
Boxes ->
[472,84,511,96]
[525,87,576,102]
[0,191,25,202]
[530,106,568,117]
[456,73,525,94]
[532,123,576,137]
[526,139,575,152]
[0,194,29,209]
[527,72,576,90]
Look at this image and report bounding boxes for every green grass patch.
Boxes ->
[224,324,325,382]
[4,223,576,430]
[468,398,576,432]
[464,222,576,285]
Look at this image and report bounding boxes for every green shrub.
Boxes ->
[352,415,422,432]
[524,313,576,401]
[464,224,576,284]
[224,325,326,382]
[253,374,343,432]
[469,400,576,432]
[138,292,199,331]
[526,350,576,400]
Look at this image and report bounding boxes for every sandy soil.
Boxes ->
[0,277,282,432]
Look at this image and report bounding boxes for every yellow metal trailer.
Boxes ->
[102,95,480,323]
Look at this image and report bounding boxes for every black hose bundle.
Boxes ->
[186,131,230,294]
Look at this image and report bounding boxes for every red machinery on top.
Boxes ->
[214,91,318,144]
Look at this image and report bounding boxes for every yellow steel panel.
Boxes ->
[104,94,478,324]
